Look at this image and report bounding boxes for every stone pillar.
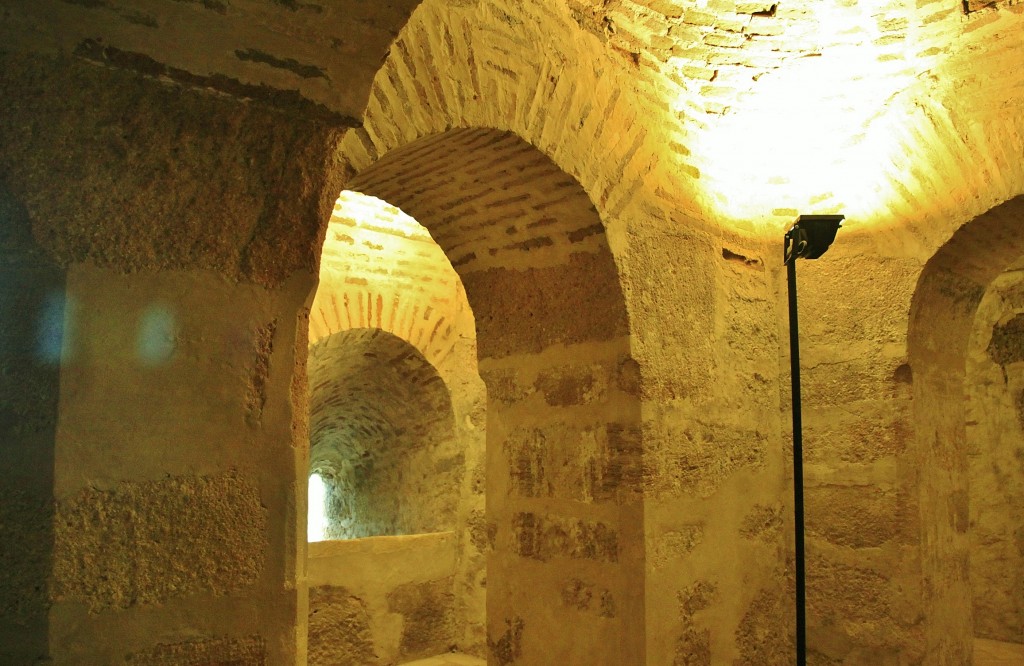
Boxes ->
[0,50,343,663]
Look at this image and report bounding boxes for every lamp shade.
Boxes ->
[785,215,844,261]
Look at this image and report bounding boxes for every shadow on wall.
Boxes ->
[0,183,63,662]
[307,327,460,540]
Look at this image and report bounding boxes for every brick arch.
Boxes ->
[307,327,458,540]
[907,194,1024,662]
[338,0,672,239]
[347,127,630,357]
[309,277,470,380]
[309,190,473,384]
[345,125,645,664]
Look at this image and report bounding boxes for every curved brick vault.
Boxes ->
[308,327,459,540]
[309,190,473,380]
[341,0,1024,245]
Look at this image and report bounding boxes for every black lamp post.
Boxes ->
[784,214,843,666]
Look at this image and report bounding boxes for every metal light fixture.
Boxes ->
[784,214,843,666]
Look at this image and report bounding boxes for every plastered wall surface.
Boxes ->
[46,265,311,664]
[967,266,1024,644]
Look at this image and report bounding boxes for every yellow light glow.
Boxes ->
[688,46,932,232]
[320,190,433,266]
[310,191,467,355]
[647,0,962,240]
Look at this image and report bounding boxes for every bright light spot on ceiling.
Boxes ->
[693,47,925,230]
[319,190,432,268]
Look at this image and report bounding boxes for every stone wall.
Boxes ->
[307,533,457,665]
[967,265,1024,643]
[789,232,924,664]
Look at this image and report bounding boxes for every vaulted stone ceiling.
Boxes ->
[2,0,423,122]
[6,0,1023,241]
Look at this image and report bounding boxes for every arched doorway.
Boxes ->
[303,191,485,664]
[908,194,1024,663]
[307,328,459,541]
[346,127,644,665]
[964,259,1024,660]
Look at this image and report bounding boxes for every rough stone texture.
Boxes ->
[624,226,715,402]
[987,313,1024,366]
[307,534,458,666]
[127,635,267,665]
[52,471,267,612]
[650,526,705,570]
[487,617,524,666]
[673,580,715,666]
[645,420,769,498]
[463,249,629,359]
[0,50,343,288]
[308,328,459,539]
[740,504,784,544]
[805,487,901,550]
[388,577,458,660]
[735,585,793,666]
[561,578,617,618]
[308,586,376,666]
[511,512,619,563]
[2,0,421,121]
[504,420,642,504]
[966,268,1024,643]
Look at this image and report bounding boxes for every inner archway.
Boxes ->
[303,191,485,665]
[908,194,1024,663]
[347,127,644,665]
[307,328,458,540]
[965,259,1024,650]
